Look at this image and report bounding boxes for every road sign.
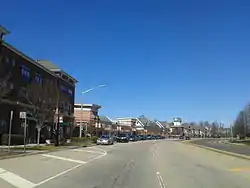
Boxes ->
[59,116,63,123]
[19,112,26,119]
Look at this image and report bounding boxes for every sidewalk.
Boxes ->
[0,144,45,149]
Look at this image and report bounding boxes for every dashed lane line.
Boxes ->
[156,172,166,188]
[73,149,105,155]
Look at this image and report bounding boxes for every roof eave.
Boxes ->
[0,26,10,35]
[50,69,78,83]
[3,42,56,77]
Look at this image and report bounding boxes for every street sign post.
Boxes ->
[20,112,27,152]
[19,112,26,119]
[8,110,13,153]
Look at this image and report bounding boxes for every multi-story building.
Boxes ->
[116,117,136,133]
[37,60,77,138]
[74,104,101,136]
[0,26,77,144]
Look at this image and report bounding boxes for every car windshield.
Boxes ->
[100,135,110,139]
[119,134,128,137]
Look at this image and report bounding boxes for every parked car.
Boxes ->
[147,135,153,140]
[97,135,114,145]
[185,135,191,140]
[137,135,147,140]
[129,135,138,142]
[116,133,130,143]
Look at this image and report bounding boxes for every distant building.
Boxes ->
[115,117,136,133]
[74,104,101,127]
[172,117,182,126]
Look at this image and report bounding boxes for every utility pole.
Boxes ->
[230,124,233,140]
[55,78,60,146]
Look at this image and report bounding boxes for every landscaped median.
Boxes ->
[229,139,250,146]
[0,136,99,160]
[182,139,250,161]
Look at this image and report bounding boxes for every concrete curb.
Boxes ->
[185,142,250,161]
[0,144,97,160]
[181,140,194,143]
[223,142,246,146]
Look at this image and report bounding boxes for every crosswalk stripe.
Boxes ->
[0,168,35,188]
[42,154,86,164]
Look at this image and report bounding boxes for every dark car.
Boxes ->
[137,135,146,140]
[129,135,138,142]
[116,133,129,143]
[147,135,153,140]
[151,135,157,140]
[156,135,163,139]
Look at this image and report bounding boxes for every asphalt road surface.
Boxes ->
[0,140,249,188]
[191,139,250,156]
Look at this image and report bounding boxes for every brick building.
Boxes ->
[0,26,77,144]
[74,104,101,136]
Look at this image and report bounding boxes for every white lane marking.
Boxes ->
[42,154,86,164]
[35,150,107,187]
[35,164,82,187]
[156,172,166,188]
[0,168,36,188]
[73,149,105,155]
[85,150,107,163]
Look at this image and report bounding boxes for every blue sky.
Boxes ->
[1,0,250,125]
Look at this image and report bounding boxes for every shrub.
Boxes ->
[71,137,89,142]
[90,136,98,143]
[71,136,98,143]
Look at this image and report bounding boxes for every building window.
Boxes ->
[60,85,73,96]
[59,101,64,113]
[12,59,15,67]
[60,85,67,92]
[5,56,10,65]
[20,65,30,80]
[68,88,72,95]
[9,82,14,90]
[35,73,42,84]
[18,87,27,98]
[68,104,72,115]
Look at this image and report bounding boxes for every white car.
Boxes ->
[97,135,114,145]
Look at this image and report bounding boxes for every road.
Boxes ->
[191,139,250,156]
[0,140,249,188]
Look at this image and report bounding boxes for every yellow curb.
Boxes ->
[185,142,250,161]
[229,167,250,172]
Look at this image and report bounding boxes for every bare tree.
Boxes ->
[233,110,245,138]
[26,80,58,145]
[210,121,219,136]
[0,58,12,105]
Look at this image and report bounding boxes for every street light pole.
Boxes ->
[80,85,106,138]
[79,103,83,138]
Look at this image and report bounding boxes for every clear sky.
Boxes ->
[1,0,250,125]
